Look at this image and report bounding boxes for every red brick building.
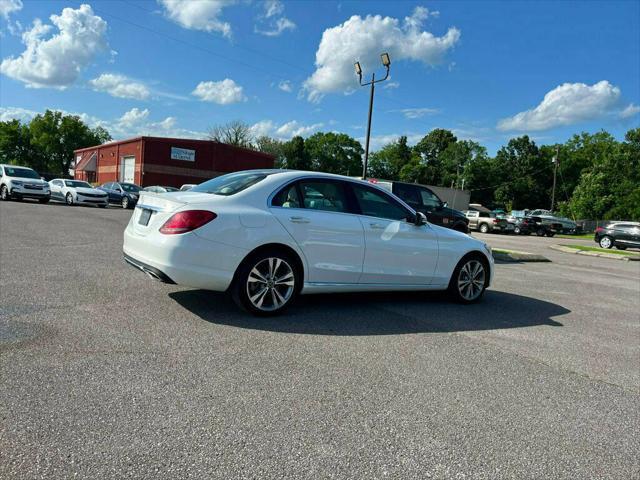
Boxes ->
[73,136,274,187]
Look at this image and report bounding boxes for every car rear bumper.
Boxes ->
[123,226,248,292]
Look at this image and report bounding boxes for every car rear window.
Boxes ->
[191,171,269,196]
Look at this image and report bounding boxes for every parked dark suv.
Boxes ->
[594,223,640,250]
[371,180,469,233]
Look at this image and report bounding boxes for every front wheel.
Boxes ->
[0,185,9,201]
[479,223,489,234]
[514,226,521,234]
[232,251,299,316]
[65,193,74,206]
[599,236,613,249]
[448,256,488,304]
[121,197,129,209]
[536,228,546,237]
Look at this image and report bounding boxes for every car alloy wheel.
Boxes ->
[536,229,546,237]
[0,185,8,200]
[66,193,74,205]
[122,197,129,209]
[246,257,295,312]
[457,259,486,302]
[599,236,613,249]
[479,224,489,233]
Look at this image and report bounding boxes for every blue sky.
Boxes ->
[1,0,638,154]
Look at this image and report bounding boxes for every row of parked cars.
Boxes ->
[0,163,195,208]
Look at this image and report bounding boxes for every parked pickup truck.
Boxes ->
[464,211,509,233]
[370,180,469,233]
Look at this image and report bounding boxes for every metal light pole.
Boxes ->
[355,53,391,179]
[550,145,560,211]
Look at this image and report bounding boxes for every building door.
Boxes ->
[120,156,135,183]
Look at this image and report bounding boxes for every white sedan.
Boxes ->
[49,179,108,207]
[123,170,494,315]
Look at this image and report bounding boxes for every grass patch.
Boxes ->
[556,233,594,240]
[565,244,640,256]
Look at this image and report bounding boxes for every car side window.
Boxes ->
[419,188,441,209]
[103,183,112,190]
[272,183,302,209]
[351,184,410,221]
[480,212,489,218]
[298,181,349,213]
[54,180,63,187]
[393,184,421,209]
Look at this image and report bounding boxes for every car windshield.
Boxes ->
[191,171,269,196]
[4,167,39,179]
[121,183,141,192]
[65,180,92,188]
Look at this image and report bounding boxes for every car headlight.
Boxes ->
[12,180,23,186]
[483,243,492,256]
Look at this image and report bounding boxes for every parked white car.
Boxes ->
[0,164,50,203]
[49,179,108,207]
[124,170,494,315]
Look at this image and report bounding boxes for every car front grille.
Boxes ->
[79,192,107,198]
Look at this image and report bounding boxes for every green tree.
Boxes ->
[411,128,458,185]
[368,135,413,179]
[0,120,42,169]
[439,140,487,189]
[254,136,285,167]
[281,136,310,170]
[304,132,363,175]
[29,110,110,175]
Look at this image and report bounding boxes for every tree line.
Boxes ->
[1,111,637,221]
[0,110,111,177]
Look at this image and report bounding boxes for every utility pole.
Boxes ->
[550,145,559,212]
[355,53,391,179]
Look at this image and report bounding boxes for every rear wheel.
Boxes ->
[514,226,521,234]
[65,193,74,205]
[232,250,300,316]
[536,228,546,237]
[448,256,488,304]
[479,223,489,234]
[0,185,9,201]
[599,236,613,249]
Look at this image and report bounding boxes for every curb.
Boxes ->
[492,249,551,263]
[549,244,640,261]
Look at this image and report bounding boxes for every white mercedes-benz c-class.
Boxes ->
[123,170,494,315]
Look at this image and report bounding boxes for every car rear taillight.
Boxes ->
[492,219,498,224]
[595,227,604,233]
[159,210,217,234]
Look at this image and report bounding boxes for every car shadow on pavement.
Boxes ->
[169,290,567,336]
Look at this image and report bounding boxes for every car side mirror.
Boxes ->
[414,212,427,226]
[442,202,448,208]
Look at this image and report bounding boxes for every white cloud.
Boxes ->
[397,107,440,119]
[361,133,424,151]
[0,0,22,19]
[497,81,627,131]
[303,7,460,102]
[383,81,400,90]
[0,106,37,122]
[89,73,151,100]
[278,80,293,92]
[250,119,323,140]
[255,0,295,37]
[0,4,108,88]
[620,103,640,119]
[192,79,246,105]
[118,107,150,127]
[158,0,235,38]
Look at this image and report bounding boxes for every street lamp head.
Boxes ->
[381,52,391,67]
[354,61,362,76]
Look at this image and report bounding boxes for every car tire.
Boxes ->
[599,236,613,249]
[39,197,50,204]
[448,254,488,304]
[514,226,521,234]
[479,224,489,234]
[65,193,74,206]
[536,228,546,237]
[232,250,300,316]
[121,197,129,209]
[0,185,9,201]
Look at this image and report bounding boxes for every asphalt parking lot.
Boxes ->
[1,200,639,479]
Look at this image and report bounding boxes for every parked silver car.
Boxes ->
[49,179,108,207]
[464,211,510,233]
[0,164,50,203]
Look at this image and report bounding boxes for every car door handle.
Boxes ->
[289,216,310,224]
[369,223,385,230]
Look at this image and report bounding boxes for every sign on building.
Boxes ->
[171,147,196,162]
